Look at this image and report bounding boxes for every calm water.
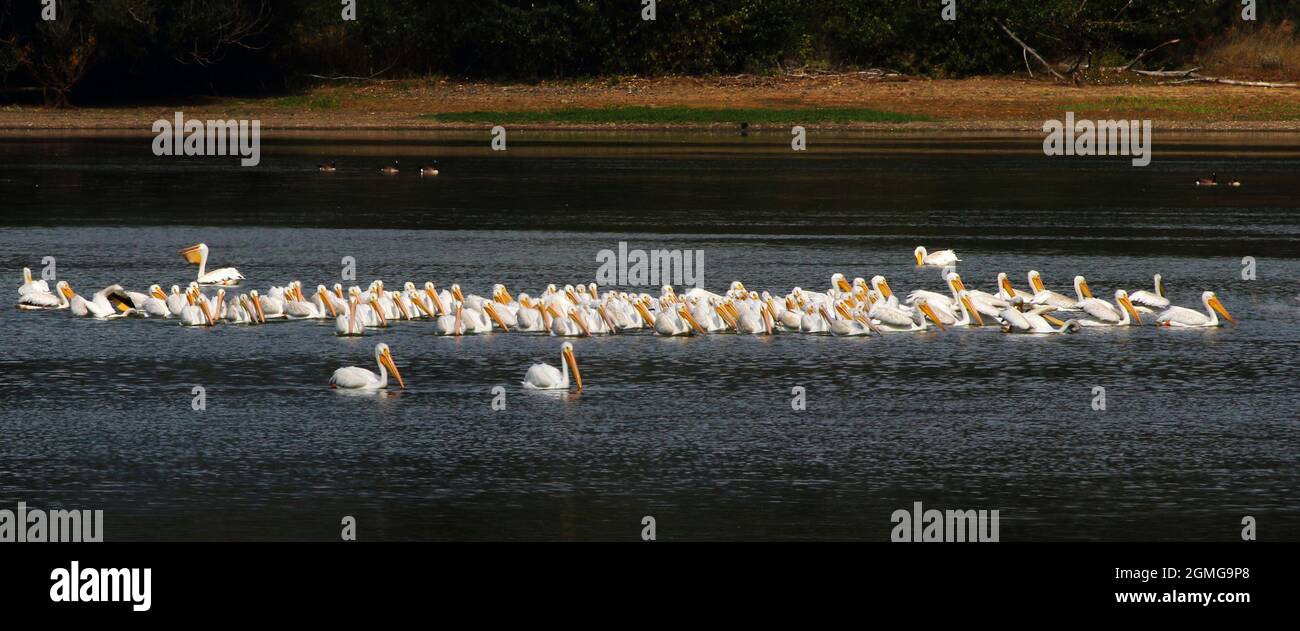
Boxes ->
[0,131,1297,541]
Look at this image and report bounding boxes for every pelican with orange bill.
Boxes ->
[522,341,583,392]
[179,243,243,286]
[330,343,405,391]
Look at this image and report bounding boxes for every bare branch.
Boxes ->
[995,19,1067,81]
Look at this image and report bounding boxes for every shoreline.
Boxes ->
[1,75,1298,133]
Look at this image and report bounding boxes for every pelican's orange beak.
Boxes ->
[426,287,445,316]
[1031,274,1046,293]
[879,280,893,299]
[485,303,509,332]
[320,288,338,317]
[836,277,852,292]
[1079,279,1093,299]
[962,295,983,326]
[151,287,168,300]
[451,285,464,302]
[1001,276,1017,298]
[381,349,405,389]
[569,310,591,336]
[1210,296,1235,325]
[1119,295,1142,325]
[634,301,655,326]
[918,301,945,331]
[179,244,204,265]
[679,307,705,334]
[563,345,582,392]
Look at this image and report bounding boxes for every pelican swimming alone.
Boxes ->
[914,246,960,266]
[180,243,244,286]
[331,343,405,391]
[1156,291,1234,328]
[522,341,583,392]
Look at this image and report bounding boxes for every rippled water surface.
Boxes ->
[1,131,1297,540]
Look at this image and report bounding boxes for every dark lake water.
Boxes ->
[1,131,1297,540]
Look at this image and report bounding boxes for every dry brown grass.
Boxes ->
[1200,21,1300,81]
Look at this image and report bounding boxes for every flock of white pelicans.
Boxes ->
[16,244,1236,394]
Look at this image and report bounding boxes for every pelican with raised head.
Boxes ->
[180,243,243,286]
[18,267,49,296]
[1129,274,1170,311]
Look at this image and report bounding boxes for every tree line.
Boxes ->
[0,0,1291,106]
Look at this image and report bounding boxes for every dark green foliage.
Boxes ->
[0,0,1295,104]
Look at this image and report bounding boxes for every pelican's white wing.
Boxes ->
[1157,305,1209,326]
[870,304,916,327]
[925,250,960,265]
[331,366,381,389]
[1078,298,1121,323]
[17,291,61,309]
[1028,290,1079,310]
[907,290,955,310]
[523,363,564,389]
[199,267,244,285]
[1129,290,1169,309]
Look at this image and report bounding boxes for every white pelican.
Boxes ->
[550,306,592,337]
[225,294,258,324]
[140,285,171,318]
[165,285,190,317]
[335,297,364,336]
[250,289,285,320]
[330,343,405,391]
[1026,270,1080,310]
[735,301,774,335]
[66,283,134,319]
[928,290,984,327]
[284,284,326,319]
[180,243,244,286]
[1157,291,1235,328]
[434,302,464,336]
[999,300,1080,334]
[17,280,69,310]
[1078,290,1143,327]
[179,290,218,327]
[522,342,582,392]
[1129,274,1170,311]
[907,272,961,313]
[869,299,945,332]
[821,305,873,336]
[515,299,549,332]
[17,267,49,296]
[653,303,704,336]
[914,246,959,266]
